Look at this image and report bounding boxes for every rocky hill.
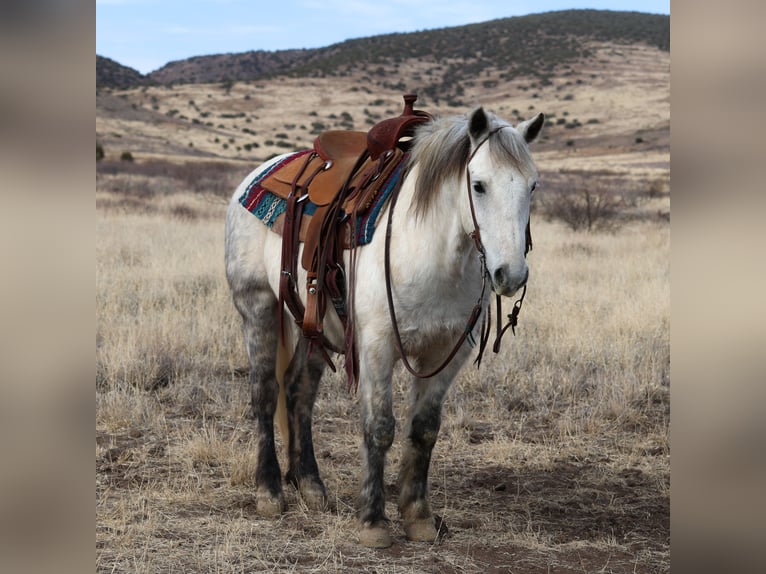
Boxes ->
[98,10,668,94]
[96,7,669,194]
[96,55,151,89]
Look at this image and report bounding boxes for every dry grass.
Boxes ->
[96,174,669,572]
[96,33,669,572]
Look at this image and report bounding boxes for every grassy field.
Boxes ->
[96,173,669,572]
[96,32,670,571]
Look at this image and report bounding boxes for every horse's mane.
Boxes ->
[407,110,536,218]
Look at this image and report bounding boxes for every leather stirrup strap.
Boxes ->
[278,152,317,341]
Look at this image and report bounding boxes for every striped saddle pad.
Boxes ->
[238,149,407,246]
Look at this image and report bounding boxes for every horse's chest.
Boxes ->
[395,283,480,343]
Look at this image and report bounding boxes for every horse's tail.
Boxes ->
[274,328,290,456]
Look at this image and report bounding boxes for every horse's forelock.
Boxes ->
[408,113,535,218]
[489,125,537,180]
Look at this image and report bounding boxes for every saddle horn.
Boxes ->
[366,94,432,160]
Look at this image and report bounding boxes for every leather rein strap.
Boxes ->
[384,126,530,378]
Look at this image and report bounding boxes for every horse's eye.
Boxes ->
[472,181,485,194]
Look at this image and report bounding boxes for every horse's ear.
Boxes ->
[517,113,544,143]
[468,107,489,140]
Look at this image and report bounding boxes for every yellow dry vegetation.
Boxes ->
[96,38,669,572]
[96,188,668,572]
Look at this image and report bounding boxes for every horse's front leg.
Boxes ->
[398,347,469,542]
[357,344,396,548]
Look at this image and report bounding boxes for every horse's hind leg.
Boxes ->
[231,285,285,516]
[398,353,466,542]
[283,339,328,510]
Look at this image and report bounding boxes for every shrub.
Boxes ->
[310,121,327,134]
[538,170,637,233]
[542,186,623,232]
[646,178,666,198]
[97,158,246,196]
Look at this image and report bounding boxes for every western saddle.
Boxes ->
[257,94,432,382]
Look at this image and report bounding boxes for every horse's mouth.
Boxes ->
[490,267,528,297]
[492,283,522,298]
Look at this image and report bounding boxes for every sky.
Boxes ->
[97,0,670,75]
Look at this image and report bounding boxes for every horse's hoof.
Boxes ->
[358,522,393,548]
[403,517,438,542]
[298,480,329,511]
[255,492,286,517]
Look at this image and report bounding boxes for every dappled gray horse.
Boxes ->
[225,106,543,547]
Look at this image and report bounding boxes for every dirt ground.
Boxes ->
[96,361,669,573]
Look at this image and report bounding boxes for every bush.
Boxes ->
[537,170,638,232]
[542,186,623,232]
[96,158,247,196]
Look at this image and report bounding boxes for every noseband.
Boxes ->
[384,126,531,378]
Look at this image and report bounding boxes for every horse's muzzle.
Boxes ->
[492,265,528,297]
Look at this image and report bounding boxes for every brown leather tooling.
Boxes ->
[259,95,432,384]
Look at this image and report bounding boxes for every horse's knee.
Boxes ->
[251,368,278,412]
[365,414,395,451]
[409,409,441,450]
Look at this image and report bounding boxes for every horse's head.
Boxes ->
[464,107,543,297]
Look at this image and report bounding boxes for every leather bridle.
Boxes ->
[383,126,531,378]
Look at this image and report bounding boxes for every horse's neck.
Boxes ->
[393,167,479,287]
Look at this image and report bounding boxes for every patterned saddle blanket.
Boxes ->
[238,149,407,246]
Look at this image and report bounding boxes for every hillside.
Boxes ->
[97,55,151,89]
[97,10,668,92]
[96,9,669,202]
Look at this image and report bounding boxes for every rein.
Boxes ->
[383,126,530,378]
